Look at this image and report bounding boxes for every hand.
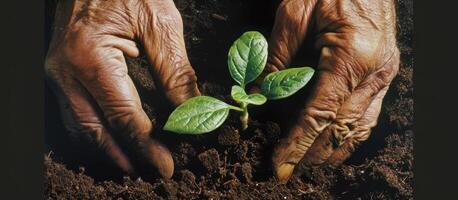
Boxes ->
[45,0,200,178]
[268,0,400,183]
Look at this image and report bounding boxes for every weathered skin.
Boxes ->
[46,0,399,183]
[267,0,400,183]
[45,0,200,178]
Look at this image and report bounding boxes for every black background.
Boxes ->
[0,0,44,199]
[413,0,458,199]
[0,0,457,199]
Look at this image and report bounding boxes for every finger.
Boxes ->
[273,69,351,183]
[71,34,174,178]
[295,86,389,171]
[273,33,400,181]
[297,49,399,167]
[298,67,398,168]
[266,0,318,72]
[326,84,389,166]
[140,0,200,106]
[45,67,133,173]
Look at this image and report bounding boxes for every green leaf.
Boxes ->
[231,85,267,105]
[228,31,268,87]
[163,96,241,134]
[261,67,315,100]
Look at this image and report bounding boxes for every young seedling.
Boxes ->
[163,31,314,134]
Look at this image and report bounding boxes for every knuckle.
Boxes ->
[332,59,357,79]
[369,71,391,93]
[64,39,126,80]
[62,30,91,67]
[151,3,183,31]
[89,53,128,80]
[274,136,307,165]
[387,47,401,76]
[357,47,400,95]
[104,101,151,137]
[164,63,199,105]
[109,62,129,78]
[79,121,103,139]
[294,126,317,154]
[301,107,336,135]
[105,101,136,127]
[137,1,176,36]
[327,118,373,146]
[267,51,289,70]
[66,119,105,145]
[345,123,373,143]
[306,71,352,111]
[378,66,395,85]
[350,36,381,64]
[371,58,399,90]
[44,60,60,80]
[328,122,351,146]
[44,58,67,91]
[63,28,117,70]
[319,47,361,90]
[166,63,197,90]
[45,29,91,77]
[352,129,371,142]
[277,0,303,23]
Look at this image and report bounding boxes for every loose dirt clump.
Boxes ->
[45,0,414,199]
[198,149,222,174]
[217,126,240,146]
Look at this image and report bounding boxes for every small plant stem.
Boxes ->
[240,102,249,130]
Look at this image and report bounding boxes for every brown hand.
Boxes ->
[268,0,400,183]
[45,0,200,178]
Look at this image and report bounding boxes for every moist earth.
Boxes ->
[44,0,414,199]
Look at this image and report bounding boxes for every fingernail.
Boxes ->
[147,140,174,179]
[156,154,174,179]
[276,163,295,183]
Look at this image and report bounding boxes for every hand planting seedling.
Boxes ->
[163,31,314,134]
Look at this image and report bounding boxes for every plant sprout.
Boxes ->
[163,31,314,134]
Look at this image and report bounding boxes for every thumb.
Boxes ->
[273,69,351,182]
[140,0,200,106]
[266,0,318,71]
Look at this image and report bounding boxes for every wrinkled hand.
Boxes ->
[268,0,400,183]
[45,0,200,178]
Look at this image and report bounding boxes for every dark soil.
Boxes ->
[44,0,414,199]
